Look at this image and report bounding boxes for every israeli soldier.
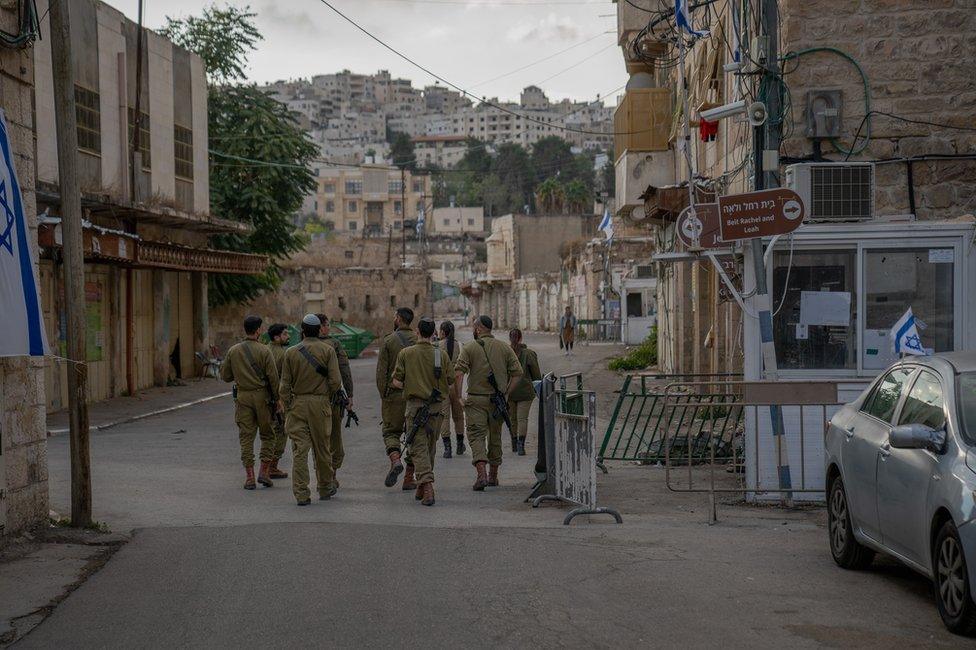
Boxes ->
[316,314,354,490]
[279,314,342,506]
[266,323,291,479]
[391,318,455,506]
[220,315,281,490]
[455,315,522,491]
[376,307,418,490]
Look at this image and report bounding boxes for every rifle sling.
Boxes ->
[240,342,270,391]
[297,345,330,378]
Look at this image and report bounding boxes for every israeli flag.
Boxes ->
[0,110,49,357]
[415,207,425,234]
[599,207,614,242]
[891,307,927,356]
[676,0,709,38]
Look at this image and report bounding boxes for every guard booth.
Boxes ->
[743,218,976,500]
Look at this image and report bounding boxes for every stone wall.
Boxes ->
[1,4,47,535]
[210,266,429,352]
[779,0,976,219]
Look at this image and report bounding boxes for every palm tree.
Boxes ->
[535,177,566,215]
[564,179,591,214]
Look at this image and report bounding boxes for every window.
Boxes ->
[127,107,150,169]
[394,220,402,230]
[412,180,423,193]
[898,371,946,430]
[861,367,913,423]
[413,293,420,308]
[626,293,643,318]
[338,296,346,310]
[443,218,450,227]
[959,373,976,445]
[326,200,335,213]
[344,250,354,259]
[389,295,396,307]
[348,221,357,231]
[864,248,954,369]
[345,180,363,195]
[773,250,856,370]
[323,182,336,194]
[389,179,403,194]
[467,218,475,226]
[174,125,193,180]
[75,85,101,154]
[365,294,373,310]
[348,201,358,212]
[394,200,402,215]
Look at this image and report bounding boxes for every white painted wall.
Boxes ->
[147,31,174,201]
[190,55,209,215]
[96,3,125,197]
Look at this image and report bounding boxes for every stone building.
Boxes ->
[1,0,45,535]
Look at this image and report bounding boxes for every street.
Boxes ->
[24,334,965,647]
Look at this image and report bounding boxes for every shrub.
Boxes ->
[609,327,658,371]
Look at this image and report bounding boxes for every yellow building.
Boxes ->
[312,166,432,236]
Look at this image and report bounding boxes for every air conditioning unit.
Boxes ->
[615,150,675,220]
[785,162,875,221]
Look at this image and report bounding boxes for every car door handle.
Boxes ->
[879,442,891,459]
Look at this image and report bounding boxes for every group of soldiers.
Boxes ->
[220,307,543,507]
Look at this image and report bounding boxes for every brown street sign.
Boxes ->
[718,188,805,242]
[676,203,725,249]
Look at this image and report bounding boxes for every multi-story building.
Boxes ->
[310,166,432,236]
[412,135,467,168]
[429,206,485,235]
[423,84,471,114]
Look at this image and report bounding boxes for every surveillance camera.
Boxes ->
[699,100,747,122]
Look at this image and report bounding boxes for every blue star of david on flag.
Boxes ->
[0,179,14,255]
[891,307,927,357]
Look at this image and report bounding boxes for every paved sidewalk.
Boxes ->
[46,378,230,436]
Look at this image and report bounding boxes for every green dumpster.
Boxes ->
[260,322,374,358]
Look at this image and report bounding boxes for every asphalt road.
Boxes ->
[29,333,968,647]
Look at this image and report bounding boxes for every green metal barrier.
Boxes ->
[598,374,743,464]
[558,373,585,416]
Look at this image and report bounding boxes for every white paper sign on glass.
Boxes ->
[798,290,852,327]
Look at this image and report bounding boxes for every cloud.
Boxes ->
[506,13,582,43]
[256,3,323,38]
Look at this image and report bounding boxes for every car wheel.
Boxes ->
[933,520,976,636]
[827,475,874,569]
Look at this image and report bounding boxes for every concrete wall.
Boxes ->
[513,214,597,276]
[1,4,48,535]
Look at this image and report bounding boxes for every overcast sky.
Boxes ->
[102,0,627,106]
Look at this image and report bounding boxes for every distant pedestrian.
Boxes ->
[376,307,418,490]
[507,328,542,456]
[279,314,341,506]
[559,305,577,356]
[266,323,291,479]
[455,315,522,490]
[437,320,466,459]
[391,318,455,506]
[317,314,354,491]
[220,315,280,490]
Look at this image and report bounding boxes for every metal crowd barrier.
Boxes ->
[529,374,621,525]
[598,373,743,466]
[577,319,621,344]
[663,380,842,521]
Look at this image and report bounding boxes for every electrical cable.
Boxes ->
[312,0,641,137]
[468,32,609,89]
[846,110,976,162]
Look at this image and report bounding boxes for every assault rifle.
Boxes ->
[333,387,359,428]
[405,389,442,448]
[486,372,513,436]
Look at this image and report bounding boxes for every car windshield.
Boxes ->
[959,372,976,446]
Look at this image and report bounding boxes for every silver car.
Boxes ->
[825,352,976,636]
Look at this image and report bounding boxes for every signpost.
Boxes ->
[717,188,805,242]
[676,203,724,250]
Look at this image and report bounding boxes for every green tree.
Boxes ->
[535,177,566,214]
[531,136,575,185]
[388,130,416,170]
[564,179,591,213]
[162,5,317,307]
[492,142,535,214]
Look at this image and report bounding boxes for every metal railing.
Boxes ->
[577,319,621,344]
[598,373,743,465]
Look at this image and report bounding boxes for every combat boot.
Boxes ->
[244,466,256,490]
[488,464,499,487]
[456,435,466,455]
[442,437,453,459]
[415,483,424,501]
[473,461,488,491]
[269,459,288,479]
[421,482,435,507]
[385,451,404,487]
[510,436,517,453]
[517,437,526,456]
[402,464,418,491]
[257,462,274,488]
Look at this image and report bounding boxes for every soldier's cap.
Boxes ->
[302,313,321,327]
[418,317,435,327]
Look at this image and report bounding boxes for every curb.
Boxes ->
[47,391,231,437]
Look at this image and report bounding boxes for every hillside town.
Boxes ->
[2,0,976,646]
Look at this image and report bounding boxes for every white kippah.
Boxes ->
[302,313,321,326]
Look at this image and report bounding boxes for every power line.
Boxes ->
[468,32,608,89]
[364,0,608,5]
[535,43,616,85]
[312,0,644,137]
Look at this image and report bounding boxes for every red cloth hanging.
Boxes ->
[699,117,718,142]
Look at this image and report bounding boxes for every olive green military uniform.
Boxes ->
[268,339,289,462]
[279,338,341,502]
[376,328,418,455]
[321,335,353,472]
[507,343,542,441]
[455,334,522,467]
[438,341,463,439]
[220,339,280,467]
[393,341,455,485]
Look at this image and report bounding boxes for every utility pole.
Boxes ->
[49,0,92,527]
[400,166,406,266]
[750,0,791,503]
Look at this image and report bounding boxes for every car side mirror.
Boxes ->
[890,423,947,454]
